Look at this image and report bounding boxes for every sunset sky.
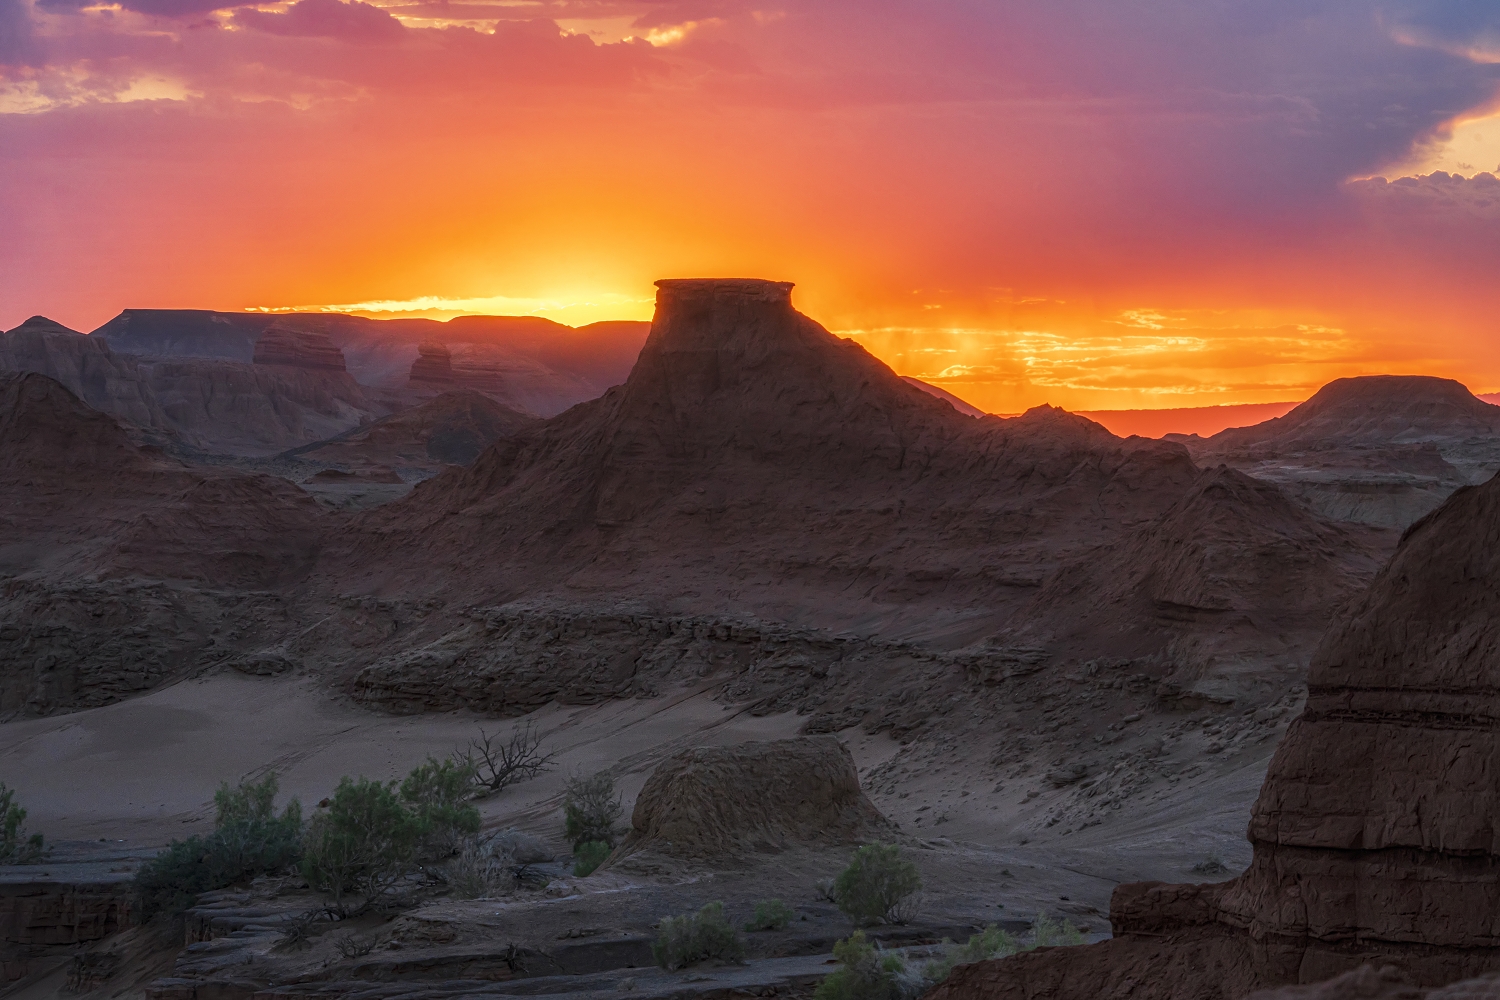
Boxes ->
[2,0,1499,412]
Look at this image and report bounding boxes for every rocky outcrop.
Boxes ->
[0,316,173,437]
[340,279,1203,639]
[409,341,456,385]
[1,317,381,456]
[931,470,1500,1000]
[0,374,324,714]
[289,389,536,471]
[92,309,651,416]
[252,326,347,372]
[616,737,894,859]
[0,878,132,982]
[1173,376,1500,529]
[1004,465,1390,676]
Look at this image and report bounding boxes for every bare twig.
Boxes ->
[456,723,557,796]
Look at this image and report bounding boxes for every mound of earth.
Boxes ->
[931,469,1500,1000]
[290,389,537,471]
[615,736,894,859]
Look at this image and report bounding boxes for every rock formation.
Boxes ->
[1,316,382,456]
[1172,376,1500,529]
[91,309,650,417]
[931,468,1500,1000]
[336,278,1201,639]
[289,389,536,471]
[616,736,894,859]
[250,325,348,372]
[408,341,456,386]
[0,373,324,713]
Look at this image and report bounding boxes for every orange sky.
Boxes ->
[2,1,1499,412]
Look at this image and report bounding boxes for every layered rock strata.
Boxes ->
[931,471,1500,1000]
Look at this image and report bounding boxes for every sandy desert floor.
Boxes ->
[0,668,1267,931]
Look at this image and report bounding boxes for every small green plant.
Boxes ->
[400,757,481,859]
[832,843,922,926]
[563,772,623,850]
[745,899,795,931]
[0,782,45,864]
[134,774,302,921]
[300,776,420,907]
[1030,911,1085,948]
[812,930,912,1000]
[573,840,611,877]
[651,901,746,970]
[923,924,1019,983]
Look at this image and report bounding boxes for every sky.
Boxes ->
[2,0,1499,413]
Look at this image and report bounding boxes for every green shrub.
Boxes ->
[745,899,795,931]
[300,776,420,907]
[563,773,623,850]
[0,783,44,864]
[813,931,912,1000]
[400,757,480,859]
[923,924,1019,983]
[832,844,922,926]
[1030,911,1085,948]
[573,840,611,877]
[651,901,746,970]
[135,774,302,921]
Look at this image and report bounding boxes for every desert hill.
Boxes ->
[1188,375,1500,452]
[332,279,1201,636]
[93,309,650,417]
[1003,465,1388,690]
[1166,375,1500,529]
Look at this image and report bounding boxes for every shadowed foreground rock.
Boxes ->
[930,472,1500,1000]
[615,736,895,859]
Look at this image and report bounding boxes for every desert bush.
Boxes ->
[492,827,553,864]
[651,901,746,970]
[333,931,377,959]
[1030,911,1085,948]
[400,757,481,859]
[563,772,623,850]
[923,924,1019,983]
[813,930,919,1000]
[448,838,507,899]
[135,774,302,921]
[745,899,795,931]
[572,840,611,877]
[457,723,557,796]
[300,777,421,907]
[832,844,922,926]
[0,782,45,864]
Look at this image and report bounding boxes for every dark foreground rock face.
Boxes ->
[931,472,1500,1000]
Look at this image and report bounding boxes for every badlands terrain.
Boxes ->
[2,279,1500,999]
